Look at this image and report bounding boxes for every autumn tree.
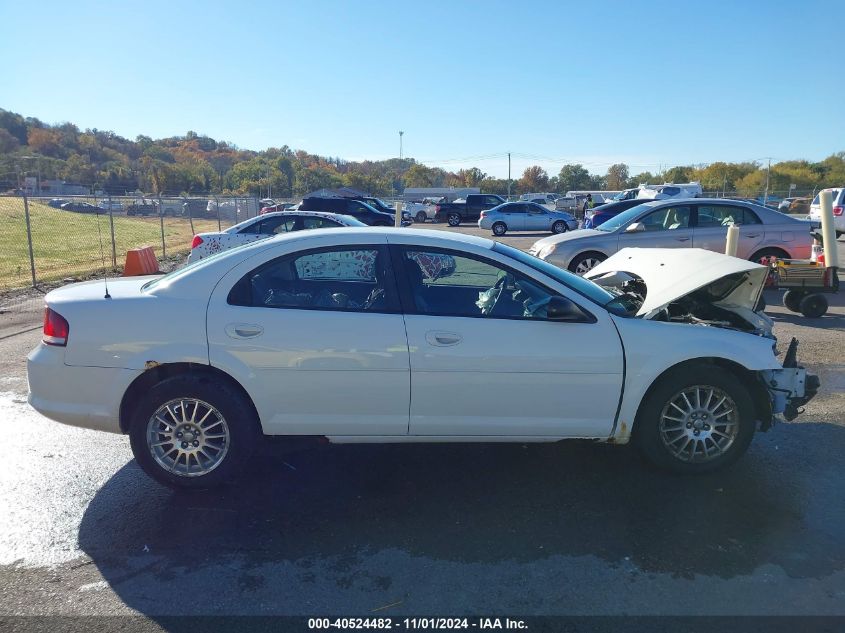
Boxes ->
[518,166,549,193]
[557,164,592,192]
[605,163,629,190]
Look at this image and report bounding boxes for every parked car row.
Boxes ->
[530,198,817,274]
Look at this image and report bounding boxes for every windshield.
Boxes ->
[594,202,655,232]
[492,242,627,315]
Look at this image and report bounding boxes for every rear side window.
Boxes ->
[301,216,341,229]
[228,246,398,312]
[696,205,761,227]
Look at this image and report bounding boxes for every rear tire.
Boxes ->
[492,222,507,236]
[799,293,828,318]
[447,212,461,227]
[634,365,756,474]
[750,247,788,264]
[128,374,260,490]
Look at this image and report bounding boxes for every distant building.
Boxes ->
[403,187,480,202]
[41,180,90,195]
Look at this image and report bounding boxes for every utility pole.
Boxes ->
[763,158,771,206]
[399,131,404,160]
[507,152,511,199]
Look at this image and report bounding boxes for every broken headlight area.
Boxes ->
[761,338,820,426]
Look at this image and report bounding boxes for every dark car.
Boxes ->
[433,194,507,226]
[299,197,401,226]
[356,196,413,223]
[48,198,69,208]
[584,198,654,228]
[60,201,100,213]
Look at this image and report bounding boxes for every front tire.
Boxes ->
[783,290,805,312]
[634,365,755,474]
[492,222,507,236]
[447,212,461,227]
[568,252,606,275]
[415,211,427,223]
[128,374,259,490]
[552,220,567,234]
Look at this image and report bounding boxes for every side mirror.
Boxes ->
[547,296,587,322]
[625,222,646,233]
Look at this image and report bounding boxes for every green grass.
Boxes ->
[0,199,222,291]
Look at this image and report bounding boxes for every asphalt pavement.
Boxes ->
[1,229,844,620]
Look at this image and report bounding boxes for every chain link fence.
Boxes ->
[0,193,268,314]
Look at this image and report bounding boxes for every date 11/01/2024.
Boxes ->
[308,617,528,630]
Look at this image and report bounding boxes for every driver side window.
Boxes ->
[400,249,560,320]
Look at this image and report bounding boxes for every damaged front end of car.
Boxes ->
[762,337,820,426]
[586,248,820,429]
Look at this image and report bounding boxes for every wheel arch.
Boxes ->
[749,246,790,262]
[567,249,609,272]
[118,362,261,434]
[630,357,772,438]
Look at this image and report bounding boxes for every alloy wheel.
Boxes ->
[146,398,230,477]
[574,257,603,274]
[658,385,739,463]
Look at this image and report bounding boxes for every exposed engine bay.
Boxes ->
[590,269,775,338]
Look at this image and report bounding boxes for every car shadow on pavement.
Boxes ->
[77,422,845,615]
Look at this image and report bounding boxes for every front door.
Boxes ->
[207,243,410,436]
[618,204,694,250]
[525,204,552,231]
[393,246,624,438]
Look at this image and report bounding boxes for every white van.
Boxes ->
[808,187,844,236]
[637,182,703,200]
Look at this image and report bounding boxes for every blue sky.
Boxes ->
[2,0,843,178]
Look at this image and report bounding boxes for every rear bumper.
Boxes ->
[27,344,141,434]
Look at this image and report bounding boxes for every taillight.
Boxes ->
[43,307,69,346]
[191,235,204,249]
[435,205,441,212]
[479,211,487,218]
[833,206,843,216]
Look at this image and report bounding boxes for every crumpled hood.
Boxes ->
[585,248,768,316]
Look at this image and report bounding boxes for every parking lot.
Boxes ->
[1,226,844,618]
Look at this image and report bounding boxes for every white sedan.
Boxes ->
[187,210,365,262]
[28,229,817,489]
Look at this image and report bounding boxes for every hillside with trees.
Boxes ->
[1,108,843,198]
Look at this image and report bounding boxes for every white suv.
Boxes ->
[808,188,844,236]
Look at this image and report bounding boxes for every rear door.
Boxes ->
[692,204,764,259]
[207,240,410,436]
[500,203,527,230]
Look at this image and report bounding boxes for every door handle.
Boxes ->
[425,331,462,346]
[745,233,760,238]
[225,323,264,339]
[676,237,691,242]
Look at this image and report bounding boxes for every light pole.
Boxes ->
[399,131,404,160]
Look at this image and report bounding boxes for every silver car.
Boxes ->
[478,202,578,236]
[530,198,815,274]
